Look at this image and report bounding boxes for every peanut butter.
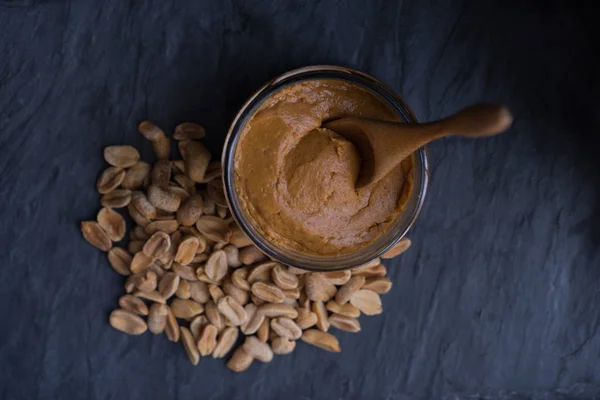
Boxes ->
[234,80,413,256]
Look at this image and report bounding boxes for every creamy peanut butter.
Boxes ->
[234,80,413,256]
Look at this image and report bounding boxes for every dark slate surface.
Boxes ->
[1,1,599,399]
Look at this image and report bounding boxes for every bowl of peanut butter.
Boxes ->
[222,66,429,271]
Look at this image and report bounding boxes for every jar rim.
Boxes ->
[222,65,429,271]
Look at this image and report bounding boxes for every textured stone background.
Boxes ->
[1,0,599,399]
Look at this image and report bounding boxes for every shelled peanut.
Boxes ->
[81,120,412,372]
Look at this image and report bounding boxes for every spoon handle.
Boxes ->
[434,104,513,138]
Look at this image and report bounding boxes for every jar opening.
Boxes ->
[222,66,429,271]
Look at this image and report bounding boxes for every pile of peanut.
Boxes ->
[81,121,412,372]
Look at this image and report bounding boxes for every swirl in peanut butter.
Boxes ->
[234,80,413,256]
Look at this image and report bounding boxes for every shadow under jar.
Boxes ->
[222,66,429,271]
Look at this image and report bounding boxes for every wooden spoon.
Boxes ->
[323,103,512,189]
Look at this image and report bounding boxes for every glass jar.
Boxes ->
[222,65,429,271]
